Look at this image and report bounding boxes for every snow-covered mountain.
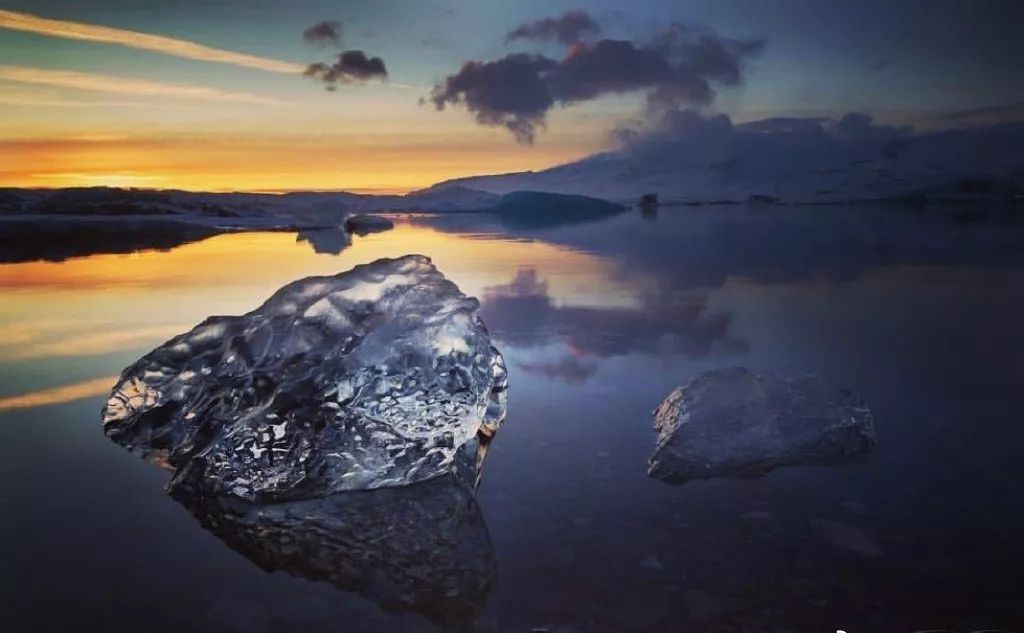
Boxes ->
[435,113,1024,205]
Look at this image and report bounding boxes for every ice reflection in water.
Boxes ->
[174,470,496,627]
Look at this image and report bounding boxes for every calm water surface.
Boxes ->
[1,206,1022,632]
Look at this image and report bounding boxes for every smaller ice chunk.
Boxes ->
[344,214,394,236]
[648,367,875,484]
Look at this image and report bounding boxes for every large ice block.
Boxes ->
[102,255,507,502]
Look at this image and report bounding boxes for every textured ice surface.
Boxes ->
[176,472,495,626]
[648,367,875,484]
[102,255,507,501]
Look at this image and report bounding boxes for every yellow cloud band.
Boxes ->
[0,9,304,74]
[0,65,290,105]
[0,376,116,412]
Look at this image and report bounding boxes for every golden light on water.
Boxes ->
[0,223,635,366]
[0,223,623,292]
[0,376,118,411]
[0,222,644,410]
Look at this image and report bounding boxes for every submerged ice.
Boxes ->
[649,367,875,484]
[102,255,507,502]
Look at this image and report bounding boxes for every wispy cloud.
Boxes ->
[0,376,116,412]
[0,92,157,108]
[0,9,304,74]
[0,65,290,105]
[25,172,167,186]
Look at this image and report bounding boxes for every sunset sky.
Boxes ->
[2,0,1022,193]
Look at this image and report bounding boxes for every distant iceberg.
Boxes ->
[102,255,507,502]
[344,213,395,235]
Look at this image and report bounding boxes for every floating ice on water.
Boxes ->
[102,255,507,502]
[344,213,394,235]
[648,367,875,484]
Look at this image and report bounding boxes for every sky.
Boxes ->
[1,0,1022,193]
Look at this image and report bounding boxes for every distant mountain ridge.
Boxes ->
[0,184,502,219]
[431,116,1024,205]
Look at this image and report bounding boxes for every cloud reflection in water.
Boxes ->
[481,268,748,384]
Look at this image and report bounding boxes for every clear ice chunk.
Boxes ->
[648,367,875,484]
[102,255,508,502]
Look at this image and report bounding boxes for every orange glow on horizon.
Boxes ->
[1,131,603,193]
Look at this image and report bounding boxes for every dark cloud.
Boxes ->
[612,108,738,159]
[430,23,764,143]
[640,24,765,114]
[619,108,913,152]
[606,108,980,197]
[428,54,558,143]
[302,20,387,90]
[305,50,388,89]
[303,20,342,47]
[506,10,601,45]
[548,39,679,103]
